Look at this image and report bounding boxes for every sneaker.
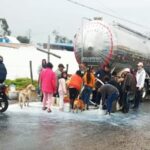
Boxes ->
[42,107,47,110]
[47,109,52,113]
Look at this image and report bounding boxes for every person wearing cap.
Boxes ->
[121,68,136,113]
[0,55,7,83]
[133,62,146,109]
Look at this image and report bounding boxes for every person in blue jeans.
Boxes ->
[81,85,93,109]
[81,67,95,110]
[99,84,119,114]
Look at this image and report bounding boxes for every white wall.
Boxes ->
[0,46,79,80]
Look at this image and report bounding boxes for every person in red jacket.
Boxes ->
[68,70,83,111]
[40,62,56,112]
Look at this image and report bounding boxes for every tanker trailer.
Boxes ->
[74,18,150,98]
[74,18,150,69]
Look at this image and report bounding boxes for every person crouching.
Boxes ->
[99,84,119,114]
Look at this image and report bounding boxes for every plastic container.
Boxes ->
[8,84,18,100]
[64,103,70,112]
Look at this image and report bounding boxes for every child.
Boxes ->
[58,71,67,111]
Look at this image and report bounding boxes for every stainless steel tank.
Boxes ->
[74,19,150,70]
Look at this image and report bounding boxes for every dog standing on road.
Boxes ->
[73,98,85,113]
[19,84,36,109]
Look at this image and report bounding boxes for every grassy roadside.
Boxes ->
[5,78,38,90]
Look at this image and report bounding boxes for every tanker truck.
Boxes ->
[74,18,150,99]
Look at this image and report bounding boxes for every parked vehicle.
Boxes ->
[0,84,8,112]
[74,18,150,99]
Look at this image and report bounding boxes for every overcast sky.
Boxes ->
[0,0,150,43]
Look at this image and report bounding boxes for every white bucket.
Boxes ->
[8,91,18,100]
[9,84,16,92]
[64,103,70,112]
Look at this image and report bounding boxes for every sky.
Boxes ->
[0,0,150,43]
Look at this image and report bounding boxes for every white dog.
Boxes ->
[19,84,37,109]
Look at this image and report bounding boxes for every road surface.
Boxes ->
[0,101,150,150]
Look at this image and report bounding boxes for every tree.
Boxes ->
[52,30,59,36]
[0,18,11,36]
[17,36,30,44]
[55,35,61,43]
[51,30,73,44]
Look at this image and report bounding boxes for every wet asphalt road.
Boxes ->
[0,101,150,150]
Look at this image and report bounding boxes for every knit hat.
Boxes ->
[137,62,143,67]
[123,68,130,72]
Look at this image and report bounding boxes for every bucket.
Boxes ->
[8,84,18,100]
[64,103,70,112]
[9,84,16,92]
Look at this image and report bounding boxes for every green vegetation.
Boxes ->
[17,36,30,43]
[0,18,11,36]
[52,30,73,44]
[5,78,38,90]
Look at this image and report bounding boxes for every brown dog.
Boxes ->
[18,84,37,109]
[73,99,85,113]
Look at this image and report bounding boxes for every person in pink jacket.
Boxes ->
[40,62,56,112]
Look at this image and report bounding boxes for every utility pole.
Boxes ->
[29,61,33,84]
[47,35,50,62]
[28,29,31,43]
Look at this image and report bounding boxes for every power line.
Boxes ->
[66,0,150,30]
[93,0,119,15]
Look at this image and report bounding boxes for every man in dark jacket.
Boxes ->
[121,68,136,113]
[0,56,7,83]
[95,64,111,82]
[94,64,111,108]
